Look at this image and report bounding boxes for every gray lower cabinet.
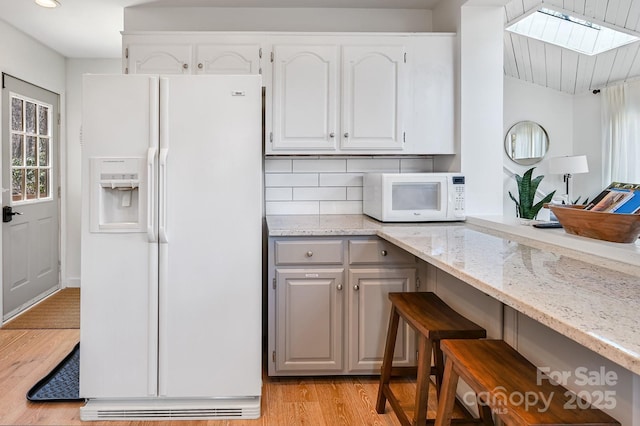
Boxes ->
[268,236,419,376]
[275,268,345,373]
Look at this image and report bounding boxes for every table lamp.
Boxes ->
[548,155,589,204]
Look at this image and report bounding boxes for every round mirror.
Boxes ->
[504,121,549,165]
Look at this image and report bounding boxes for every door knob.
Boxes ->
[306,251,313,257]
[3,206,22,223]
[354,284,360,291]
[337,284,343,291]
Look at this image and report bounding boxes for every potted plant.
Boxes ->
[508,167,555,220]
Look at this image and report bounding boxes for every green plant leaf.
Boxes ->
[510,167,554,219]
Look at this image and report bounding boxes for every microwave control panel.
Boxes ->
[452,176,465,217]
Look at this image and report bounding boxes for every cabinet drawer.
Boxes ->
[349,240,415,265]
[275,240,344,265]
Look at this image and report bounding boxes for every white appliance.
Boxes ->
[363,172,466,222]
[79,74,262,420]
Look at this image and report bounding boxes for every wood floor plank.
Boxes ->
[0,328,418,425]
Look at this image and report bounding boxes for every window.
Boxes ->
[506,7,639,56]
[601,81,640,185]
[10,93,52,203]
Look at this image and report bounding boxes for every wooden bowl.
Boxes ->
[549,205,640,243]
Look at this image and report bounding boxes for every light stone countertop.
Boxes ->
[266,214,640,376]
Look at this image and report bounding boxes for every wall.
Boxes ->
[503,76,602,218]
[0,20,66,310]
[457,4,505,216]
[124,7,432,32]
[264,157,434,215]
[64,59,122,287]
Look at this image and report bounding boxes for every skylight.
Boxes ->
[506,7,640,56]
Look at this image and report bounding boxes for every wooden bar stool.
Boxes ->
[435,339,620,426]
[376,292,487,425]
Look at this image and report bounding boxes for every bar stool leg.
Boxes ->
[376,305,400,414]
[413,334,433,425]
[434,357,459,426]
[433,340,445,398]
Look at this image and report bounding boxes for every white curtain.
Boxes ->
[601,81,640,185]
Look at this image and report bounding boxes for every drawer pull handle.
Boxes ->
[337,284,343,291]
[381,250,388,256]
[306,251,313,257]
[354,284,360,291]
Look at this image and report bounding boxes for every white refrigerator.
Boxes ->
[79,74,262,420]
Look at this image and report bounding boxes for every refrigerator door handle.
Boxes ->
[146,147,157,243]
[159,148,169,243]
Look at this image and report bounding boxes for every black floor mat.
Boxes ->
[27,342,83,402]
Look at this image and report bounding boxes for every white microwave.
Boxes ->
[363,173,466,222]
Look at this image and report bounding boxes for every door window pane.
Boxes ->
[39,137,49,166]
[12,170,24,202]
[26,169,37,200]
[11,134,24,166]
[26,136,37,166]
[9,94,53,204]
[38,105,49,135]
[39,169,49,198]
[26,102,36,134]
[11,98,23,131]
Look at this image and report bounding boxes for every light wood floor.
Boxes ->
[0,328,431,425]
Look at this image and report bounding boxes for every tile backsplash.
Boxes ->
[264,157,434,215]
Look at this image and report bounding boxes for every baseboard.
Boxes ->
[80,397,261,421]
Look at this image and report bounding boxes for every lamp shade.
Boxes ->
[548,155,589,175]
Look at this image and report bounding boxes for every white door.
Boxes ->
[341,45,406,151]
[2,74,60,321]
[159,75,262,398]
[271,45,339,152]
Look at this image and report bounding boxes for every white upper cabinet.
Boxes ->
[127,44,193,74]
[195,44,261,74]
[271,45,339,151]
[122,32,455,155]
[409,35,455,155]
[123,34,262,76]
[267,41,409,155]
[341,45,406,151]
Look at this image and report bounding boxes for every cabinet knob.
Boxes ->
[329,132,335,138]
[344,132,349,138]
[306,251,313,257]
[354,284,360,291]
[198,63,203,69]
[182,63,189,70]
[337,284,343,291]
[381,250,388,256]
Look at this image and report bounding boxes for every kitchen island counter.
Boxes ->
[266,214,640,376]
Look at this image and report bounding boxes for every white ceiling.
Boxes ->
[0,0,442,58]
[504,0,640,95]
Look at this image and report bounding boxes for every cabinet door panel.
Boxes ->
[195,44,260,74]
[272,45,338,151]
[341,45,406,151]
[127,45,192,74]
[348,268,416,373]
[275,268,344,372]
